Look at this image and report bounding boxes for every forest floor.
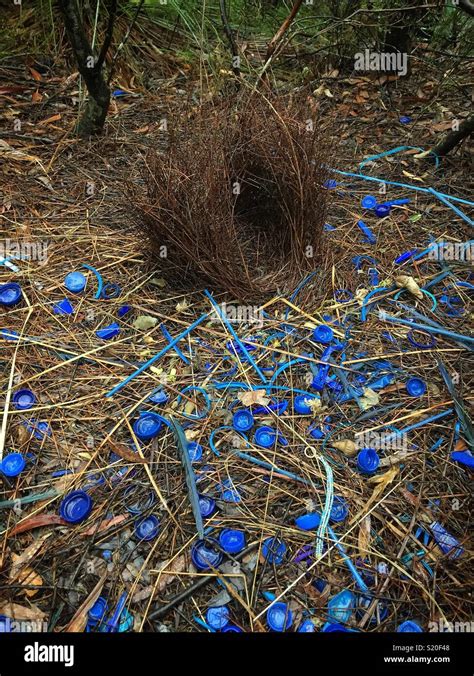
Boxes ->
[0,39,473,633]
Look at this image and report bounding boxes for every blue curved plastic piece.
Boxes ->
[82,264,103,299]
[176,386,211,419]
[361,286,393,322]
[160,323,190,365]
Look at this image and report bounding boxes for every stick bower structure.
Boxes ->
[132,92,331,302]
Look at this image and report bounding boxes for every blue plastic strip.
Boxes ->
[205,290,268,384]
[105,313,209,397]
[82,264,103,300]
[160,323,190,365]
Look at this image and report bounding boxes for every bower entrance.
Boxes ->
[133,93,330,302]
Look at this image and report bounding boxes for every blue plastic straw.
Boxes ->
[105,313,209,397]
[378,311,474,348]
[428,188,473,226]
[204,290,268,384]
[382,409,454,443]
[328,168,474,207]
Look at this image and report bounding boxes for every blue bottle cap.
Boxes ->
[397,620,423,632]
[295,513,321,531]
[357,448,380,474]
[222,624,243,633]
[188,442,203,462]
[53,298,74,315]
[329,496,348,523]
[96,323,120,340]
[219,528,246,554]
[88,597,108,624]
[298,619,316,632]
[134,514,160,541]
[191,538,224,571]
[406,377,426,397]
[59,490,93,523]
[375,204,391,218]
[232,409,254,432]
[148,389,168,405]
[0,283,22,307]
[322,622,349,632]
[205,606,230,630]
[64,271,86,293]
[198,494,216,518]
[253,426,276,448]
[12,389,36,410]
[266,602,293,632]
[361,195,377,209]
[312,324,334,344]
[262,536,287,564]
[133,412,163,442]
[1,453,26,477]
[294,394,318,415]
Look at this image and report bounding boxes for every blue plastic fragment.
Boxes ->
[295,513,321,531]
[399,116,412,124]
[397,620,423,632]
[96,323,120,340]
[188,442,203,462]
[357,220,377,244]
[53,298,74,315]
[451,451,474,469]
[64,271,86,293]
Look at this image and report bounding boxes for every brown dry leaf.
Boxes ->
[332,439,357,457]
[9,533,51,582]
[132,555,186,603]
[365,466,399,511]
[81,514,128,536]
[133,124,150,133]
[29,67,42,82]
[31,90,43,102]
[0,601,45,621]
[394,275,423,300]
[9,513,67,537]
[399,487,420,508]
[358,515,371,558]
[109,441,146,464]
[0,139,42,165]
[237,389,270,407]
[10,556,43,597]
[38,113,61,126]
[64,571,107,632]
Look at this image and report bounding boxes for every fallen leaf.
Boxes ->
[9,533,51,582]
[132,555,186,603]
[109,441,146,464]
[0,602,45,621]
[64,571,107,632]
[394,275,423,300]
[133,315,158,330]
[29,67,42,82]
[9,513,67,537]
[358,515,371,558]
[38,113,61,126]
[237,389,270,407]
[81,514,128,536]
[31,90,43,102]
[359,387,380,411]
[365,466,399,511]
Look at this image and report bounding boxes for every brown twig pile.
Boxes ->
[131,91,331,301]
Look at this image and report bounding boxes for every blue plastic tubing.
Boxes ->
[379,313,474,348]
[105,313,209,397]
[428,188,473,226]
[328,168,474,207]
[82,264,103,299]
[204,290,268,384]
[382,409,454,443]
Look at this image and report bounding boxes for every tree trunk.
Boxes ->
[58,0,117,138]
[430,115,474,157]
